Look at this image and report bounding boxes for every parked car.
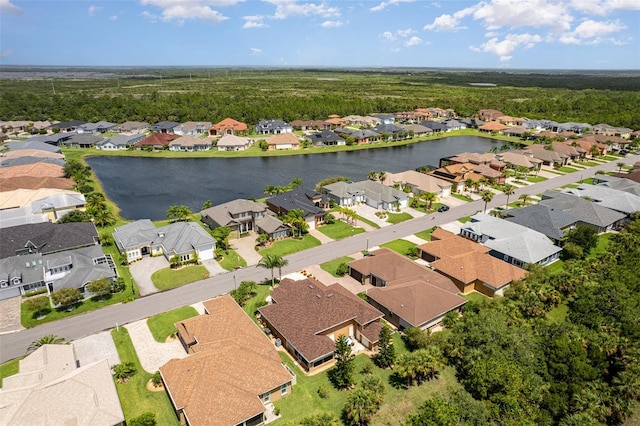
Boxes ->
[619,149,629,155]
[437,205,450,212]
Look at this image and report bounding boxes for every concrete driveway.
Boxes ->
[0,297,24,334]
[129,256,169,297]
[231,233,263,266]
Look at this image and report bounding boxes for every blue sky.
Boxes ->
[1,0,639,69]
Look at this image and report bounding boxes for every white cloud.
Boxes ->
[570,0,640,15]
[109,15,118,20]
[397,28,415,37]
[141,10,158,22]
[471,0,573,33]
[140,0,240,24]
[405,36,422,46]
[1,49,13,58]
[424,6,475,31]
[88,5,102,16]
[250,47,263,55]
[264,0,339,20]
[243,15,268,28]
[472,32,542,61]
[321,20,343,27]
[559,19,625,44]
[370,0,414,12]
[381,31,397,41]
[0,0,22,15]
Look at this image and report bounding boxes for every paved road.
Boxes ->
[1,155,637,363]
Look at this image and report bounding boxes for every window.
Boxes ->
[263,392,270,403]
[281,384,288,396]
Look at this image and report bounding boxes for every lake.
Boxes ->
[87,136,499,220]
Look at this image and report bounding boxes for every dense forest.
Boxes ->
[408,219,640,425]
[1,68,638,128]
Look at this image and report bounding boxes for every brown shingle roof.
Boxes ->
[0,162,64,179]
[258,278,383,363]
[134,133,177,146]
[367,279,466,328]
[419,231,489,259]
[266,133,300,146]
[479,121,508,131]
[161,295,292,426]
[0,176,75,191]
[431,251,527,288]
[210,118,248,132]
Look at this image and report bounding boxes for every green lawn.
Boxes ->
[272,332,459,425]
[386,212,413,224]
[451,193,474,202]
[242,282,272,319]
[0,358,20,388]
[21,287,134,329]
[526,176,548,183]
[380,239,417,257]
[555,166,579,173]
[458,216,472,223]
[217,249,247,271]
[318,221,365,240]
[147,306,199,343]
[575,161,600,167]
[151,265,210,291]
[414,227,436,241]
[356,215,381,229]
[545,259,565,275]
[111,328,180,425]
[320,256,355,277]
[545,169,566,175]
[463,292,488,303]
[589,233,613,258]
[260,234,321,257]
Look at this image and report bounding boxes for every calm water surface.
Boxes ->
[87,136,498,220]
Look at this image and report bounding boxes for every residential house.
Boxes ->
[169,135,214,152]
[61,133,103,148]
[446,152,506,172]
[21,133,71,147]
[442,119,466,131]
[419,228,527,296]
[524,144,567,167]
[117,121,150,134]
[4,140,62,153]
[459,118,485,128]
[0,221,99,260]
[562,184,640,217]
[429,162,501,191]
[266,133,301,150]
[306,130,346,146]
[382,170,452,197]
[593,123,633,139]
[266,187,327,230]
[402,124,432,137]
[502,125,528,138]
[372,113,395,124]
[77,121,117,134]
[173,121,212,136]
[553,122,591,134]
[209,118,248,136]
[0,120,31,133]
[162,295,294,426]
[255,119,292,135]
[0,188,86,222]
[0,206,49,230]
[341,115,380,127]
[47,120,86,132]
[96,134,145,150]
[324,116,346,128]
[395,108,432,123]
[498,115,525,126]
[0,245,116,301]
[333,128,381,144]
[540,190,627,233]
[31,120,58,132]
[348,248,466,330]
[419,121,448,133]
[259,277,383,372]
[0,155,65,168]
[134,133,177,149]
[594,175,640,197]
[113,219,215,263]
[152,121,180,134]
[201,199,289,239]
[429,107,455,118]
[323,180,409,211]
[290,120,330,131]
[373,123,406,139]
[0,344,124,425]
[217,134,252,151]
[503,204,578,244]
[478,121,507,133]
[477,109,503,122]
[459,213,562,268]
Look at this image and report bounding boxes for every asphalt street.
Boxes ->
[1,154,637,363]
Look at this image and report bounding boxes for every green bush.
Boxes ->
[335,262,349,276]
[128,412,156,426]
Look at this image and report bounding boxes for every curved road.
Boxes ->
[1,155,637,362]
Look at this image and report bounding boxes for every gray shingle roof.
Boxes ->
[0,222,98,260]
[563,184,640,215]
[201,199,267,228]
[539,191,626,228]
[504,204,577,241]
[113,220,215,256]
[4,140,62,153]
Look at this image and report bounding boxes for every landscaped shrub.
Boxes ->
[129,412,156,426]
[317,385,330,399]
[335,262,349,277]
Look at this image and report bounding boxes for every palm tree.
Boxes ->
[368,170,377,181]
[27,334,65,354]
[617,162,625,173]
[519,193,530,207]
[464,178,474,193]
[590,144,600,158]
[503,184,516,208]
[422,192,437,210]
[275,256,289,280]
[257,254,285,286]
[478,176,489,190]
[263,185,276,196]
[290,177,303,188]
[480,190,494,213]
[378,171,386,183]
[344,388,378,426]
